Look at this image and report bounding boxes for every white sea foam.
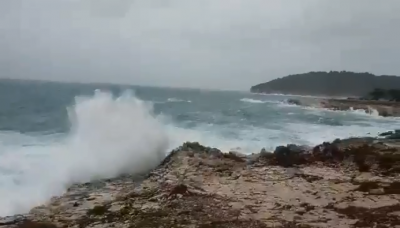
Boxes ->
[253,92,332,99]
[275,101,384,118]
[240,98,268,104]
[348,107,380,117]
[306,106,382,118]
[167,98,192,103]
[165,118,397,155]
[0,90,168,216]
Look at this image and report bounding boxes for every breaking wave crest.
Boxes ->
[240,98,267,104]
[0,90,168,216]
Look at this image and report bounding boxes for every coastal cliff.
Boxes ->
[2,134,400,228]
[251,71,400,97]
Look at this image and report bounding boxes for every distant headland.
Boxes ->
[250,71,400,98]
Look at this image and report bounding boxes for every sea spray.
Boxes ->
[65,89,168,181]
[0,90,168,216]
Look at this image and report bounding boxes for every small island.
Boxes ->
[251,71,400,117]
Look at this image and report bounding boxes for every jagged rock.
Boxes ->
[181,141,206,151]
[312,142,343,162]
[180,142,222,156]
[272,144,310,167]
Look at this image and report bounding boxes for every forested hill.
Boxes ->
[250,71,400,97]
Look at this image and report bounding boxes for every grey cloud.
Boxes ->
[1,0,400,90]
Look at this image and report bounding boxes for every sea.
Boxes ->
[0,79,398,216]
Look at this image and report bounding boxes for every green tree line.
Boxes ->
[366,88,400,101]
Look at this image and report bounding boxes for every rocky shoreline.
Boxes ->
[320,99,400,117]
[284,97,400,117]
[2,135,400,228]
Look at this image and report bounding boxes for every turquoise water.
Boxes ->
[0,79,398,216]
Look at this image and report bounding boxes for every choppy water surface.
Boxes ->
[0,80,398,216]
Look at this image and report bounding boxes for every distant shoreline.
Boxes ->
[320,98,400,117]
[270,94,400,117]
[250,71,400,98]
[252,91,349,99]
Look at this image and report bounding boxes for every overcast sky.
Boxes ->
[0,0,400,90]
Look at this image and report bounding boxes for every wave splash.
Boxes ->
[240,98,267,104]
[0,90,168,216]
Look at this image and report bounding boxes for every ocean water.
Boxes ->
[0,79,398,216]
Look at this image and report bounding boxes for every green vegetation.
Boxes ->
[365,88,400,101]
[250,71,400,97]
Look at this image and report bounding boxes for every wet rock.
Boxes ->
[260,148,267,154]
[386,130,400,140]
[181,141,206,152]
[208,148,223,158]
[380,131,394,137]
[225,151,247,162]
[273,144,310,167]
[378,129,400,139]
[286,98,301,105]
[256,148,273,162]
[312,142,343,162]
[180,142,223,157]
[288,144,311,153]
[273,145,292,166]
